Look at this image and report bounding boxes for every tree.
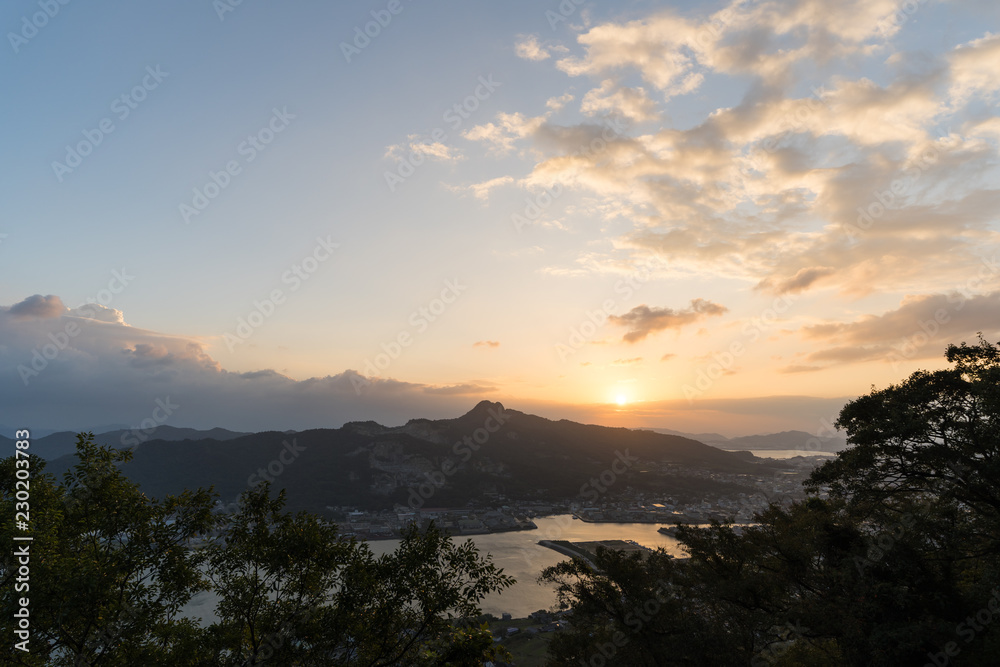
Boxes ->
[0,435,514,665]
[808,336,1000,556]
[542,340,1000,665]
[203,482,515,665]
[0,433,217,665]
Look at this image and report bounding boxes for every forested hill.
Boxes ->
[40,401,773,512]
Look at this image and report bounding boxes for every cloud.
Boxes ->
[800,291,1000,365]
[7,295,66,319]
[546,93,575,111]
[468,176,514,201]
[69,303,126,325]
[948,32,1000,107]
[555,12,698,92]
[609,299,728,343]
[385,135,462,163]
[611,357,643,366]
[660,353,676,362]
[422,383,497,395]
[523,394,854,436]
[756,267,835,295]
[0,297,500,432]
[473,340,500,348]
[779,364,823,374]
[471,9,1000,300]
[580,79,659,122]
[463,112,546,155]
[515,34,555,61]
[552,0,903,97]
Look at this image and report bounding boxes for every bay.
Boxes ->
[724,449,838,459]
[181,515,686,622]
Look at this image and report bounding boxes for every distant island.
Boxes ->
[644,427,848,452]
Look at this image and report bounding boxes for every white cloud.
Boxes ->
[546,92,575,111]
[580,79,659,122]
[463,112,546,154]
[473,6,1000,297]
[0,299,494,432]
[385,135,463,163]
[515,34,553,61]
[948,32,1000,107]
[469,175,515,201]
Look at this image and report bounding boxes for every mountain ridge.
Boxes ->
[40,402,777,512]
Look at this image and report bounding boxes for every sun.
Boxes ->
[615,394,629,406]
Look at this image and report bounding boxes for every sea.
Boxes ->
[181,515,688,622]
[727,449,839,459]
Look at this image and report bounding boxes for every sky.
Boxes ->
[2,0,999,437]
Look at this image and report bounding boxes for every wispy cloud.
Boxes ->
[609,299,728,343]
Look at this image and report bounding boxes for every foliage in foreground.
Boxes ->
[0,436,513,666]
[542,339,1000,666]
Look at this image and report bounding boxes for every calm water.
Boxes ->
[181,515,685,622]
[725,449,838,459]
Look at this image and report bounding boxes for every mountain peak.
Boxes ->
[465,400,505,417]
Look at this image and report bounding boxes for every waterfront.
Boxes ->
[181,515,687,622]
[726,449,838,459]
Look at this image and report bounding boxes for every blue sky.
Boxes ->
[2,0,999,435]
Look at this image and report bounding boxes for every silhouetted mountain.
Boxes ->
[41,402,776,513]
[643,428,730,445]
[0,425,58,439]
[27,426,251,460]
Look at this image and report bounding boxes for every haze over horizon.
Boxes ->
[3,0,999,437]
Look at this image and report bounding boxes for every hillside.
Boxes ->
[40,402,773,512]
[13,426,251,460]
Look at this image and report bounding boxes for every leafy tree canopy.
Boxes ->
[542,340,1000,666]
[0,433,513,666]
